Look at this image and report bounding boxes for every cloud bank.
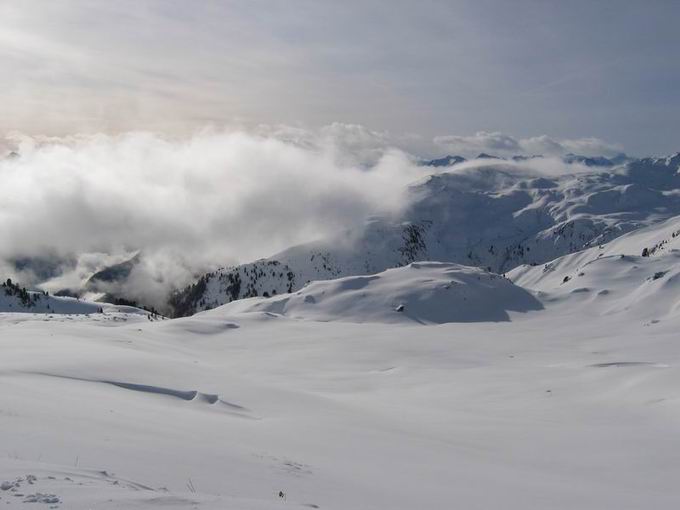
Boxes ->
[433,131,624,158]
[0,127,426,308]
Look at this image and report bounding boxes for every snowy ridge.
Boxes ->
[0,278,152,316]
[1,279,102,314]
[172,154,680,316]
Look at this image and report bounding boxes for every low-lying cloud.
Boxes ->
[434,131,624,158]
[0,127,425,308]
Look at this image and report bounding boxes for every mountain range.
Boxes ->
[4,151,680,317]
[168,152,680,316]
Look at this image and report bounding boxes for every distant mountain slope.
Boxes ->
[508,214,680,319]
[1,278,102,314]
[171,154,680,316]
[421,155,466,167]
[86,253,141,287]
[217,262,543,324]
[0,278,151,315]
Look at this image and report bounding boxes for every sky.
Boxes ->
[1,0,679,157]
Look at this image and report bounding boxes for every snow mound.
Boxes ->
[219,262,543,324]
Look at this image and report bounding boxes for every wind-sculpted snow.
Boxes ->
[219,262,543,324]
[173,154,680,316]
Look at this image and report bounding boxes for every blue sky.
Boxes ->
[1,0,678,156]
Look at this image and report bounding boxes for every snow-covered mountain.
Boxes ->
[421,154,466,167]
[0,277,156,316]
[170,153,680,316]
[422,152,632,169]
[0,278,103,314]
[509,213,680,321]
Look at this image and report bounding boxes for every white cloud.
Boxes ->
[433,131,521,156]
[0,127,425,308]
[434,131,623,158]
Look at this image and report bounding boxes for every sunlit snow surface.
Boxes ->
[3,221,680,508]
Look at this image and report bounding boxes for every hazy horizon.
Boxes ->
[2,1,679,157]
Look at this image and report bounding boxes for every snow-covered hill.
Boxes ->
[0,278,103,314]
[0,278,155,316]
[221,262,542,324]
[509,214,680,320]
[171,153,680,316]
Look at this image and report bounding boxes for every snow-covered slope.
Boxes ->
[1,279,102,314]
[509,214,680,320]
[0,278,153,316]
[3,265,680,508]
[172,154,680,316]
[222,262,542,324]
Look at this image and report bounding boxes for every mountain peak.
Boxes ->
[421,155,466,167]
